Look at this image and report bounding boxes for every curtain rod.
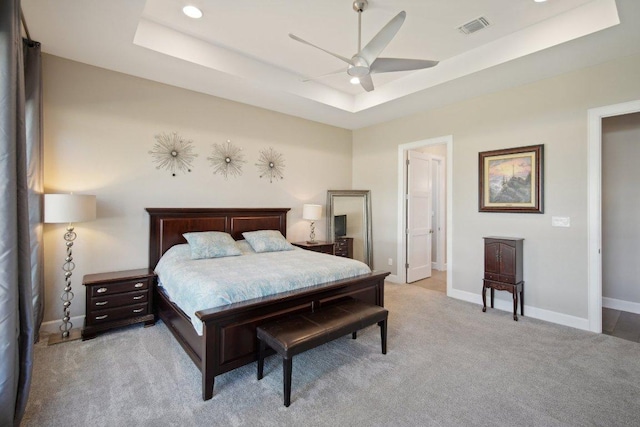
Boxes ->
[20,6,32,42]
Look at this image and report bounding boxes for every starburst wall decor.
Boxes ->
[207,139,246,179]
[149,132,198,176]
[256,147,285,183]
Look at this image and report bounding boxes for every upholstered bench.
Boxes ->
[256,298,388,407]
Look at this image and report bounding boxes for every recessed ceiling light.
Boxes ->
[534,0,548,3]
[183,5,203,19]
[350,77,360,85]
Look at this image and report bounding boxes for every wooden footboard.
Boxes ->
[156,270,388,400]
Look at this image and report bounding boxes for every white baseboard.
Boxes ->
[385,274,401,284]
[40,315,85,334]
[603,297,640,314]
[447,288,590,331]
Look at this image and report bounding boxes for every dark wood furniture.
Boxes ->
[82,268,156,340]
[482,237,524,321]
[291,240,334,255]
[334,237,354,258]
[257,298,388,407]
[147,207,389,401]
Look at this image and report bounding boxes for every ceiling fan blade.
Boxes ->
[300,68,348,82]
[359,74,374,92]
[370,58,439,74]
[289,33,353,65]
[359,11,406,65]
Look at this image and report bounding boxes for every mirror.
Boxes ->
[326,190,372,268]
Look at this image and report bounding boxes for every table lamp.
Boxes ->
[302,204,322,244]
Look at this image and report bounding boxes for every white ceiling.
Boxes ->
[20,0,640,129]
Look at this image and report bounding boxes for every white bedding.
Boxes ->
[154,242,372,335]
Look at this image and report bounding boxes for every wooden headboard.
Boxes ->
[146,208,290,269]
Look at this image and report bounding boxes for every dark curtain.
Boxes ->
[0,0,43,425]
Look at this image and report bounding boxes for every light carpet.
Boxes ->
[22,284,640,426]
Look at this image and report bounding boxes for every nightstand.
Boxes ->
[334,237,354,258]
[82,268,156,340]
[291,241,335,255]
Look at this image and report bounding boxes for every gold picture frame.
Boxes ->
[479,144,544,213]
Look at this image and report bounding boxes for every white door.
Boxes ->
[406,150,433,282]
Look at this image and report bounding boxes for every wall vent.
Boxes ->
[458,17,491,35]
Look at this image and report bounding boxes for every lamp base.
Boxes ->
[47,328,82,346]
[306,240,319,244]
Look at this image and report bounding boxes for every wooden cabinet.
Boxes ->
[291,241,335,255]
[334,237,354,258]
[82,268,156,340]
[482,237,524,321]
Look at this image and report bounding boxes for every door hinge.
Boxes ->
[406,159,410,166]
[405,263,409,269]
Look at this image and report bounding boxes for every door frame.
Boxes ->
[396,135,453,290]
[430,154,446,271]
[587,99,640,333]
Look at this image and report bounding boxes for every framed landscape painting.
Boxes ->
[479,144,544,213]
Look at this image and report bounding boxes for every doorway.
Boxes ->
[600,112,640,342]
[396,135,453,293]
[587,99,640,333]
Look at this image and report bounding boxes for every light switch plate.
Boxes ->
[552,216,571,227]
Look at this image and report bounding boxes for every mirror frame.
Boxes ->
[326,190,373,268]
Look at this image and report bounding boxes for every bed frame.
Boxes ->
[146,207,389,400]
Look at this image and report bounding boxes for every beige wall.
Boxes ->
[353,53,640,322]
[602,112,640,305]
[42,55,352,323]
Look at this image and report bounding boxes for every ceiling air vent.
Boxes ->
[458,17,491,35]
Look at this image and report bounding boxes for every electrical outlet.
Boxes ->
[388,258,393,266]
[552,216,571,227]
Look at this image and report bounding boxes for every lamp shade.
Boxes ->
[44,194,96,224]
[302,204,322,221]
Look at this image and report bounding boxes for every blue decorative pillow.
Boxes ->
[182,231,242,259]
[242,230,294,253]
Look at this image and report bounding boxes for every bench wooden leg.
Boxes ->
[283,357,292,407]
[379,319,387,355]
[257,339,265,380]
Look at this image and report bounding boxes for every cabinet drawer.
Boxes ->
[90,278,150,296]
[87,303,149,324]
[484,273,500,281]
[500,275,516,284]
[90,290,148,311]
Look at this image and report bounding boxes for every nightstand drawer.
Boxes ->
[90,290,148,310]
[88,303,149,324]
[90,278,150,296]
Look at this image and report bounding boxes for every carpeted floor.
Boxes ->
[23,283,640,426]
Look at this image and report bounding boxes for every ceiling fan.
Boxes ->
[289,0,439,92]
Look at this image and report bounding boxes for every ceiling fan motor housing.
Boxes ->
[348,56,370,77]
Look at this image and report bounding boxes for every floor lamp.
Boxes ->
[45,193,96,345]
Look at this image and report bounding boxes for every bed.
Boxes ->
[147,207,389,400]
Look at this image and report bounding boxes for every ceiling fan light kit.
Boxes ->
[289,0,438,92]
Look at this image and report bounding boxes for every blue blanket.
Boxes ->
[155,243,372,334]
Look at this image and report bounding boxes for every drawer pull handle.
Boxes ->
[96,287,108,293]
[132,295,144,300]
[95,315,108,320]
[134,282,144,288]
[95,301,108,306]
[133,308,145,313]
